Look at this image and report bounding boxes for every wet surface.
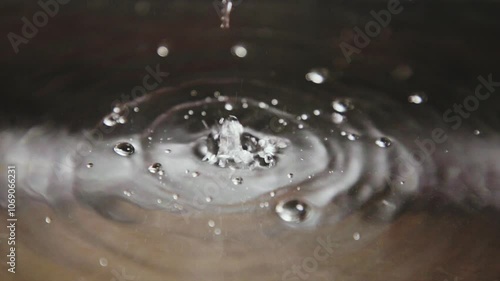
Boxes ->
[1,0,500,280]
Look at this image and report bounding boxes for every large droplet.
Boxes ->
[275,199,310,223]
[332,98,353,113]
[375,137,392,148]
[113,142,135,156]
[148,163,162,174]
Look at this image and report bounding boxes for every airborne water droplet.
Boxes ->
[473,129,481,136]
[231,176,243,185]
[86,163,93,168]
[113,142,135,156]
[208,220,215,227]
[192,171,200,178]
[331,112,345,124]
[287,173,294,179]
[353,232,361,240]
[408,92,427,104]
[148,163,162,174]
[45,217,52,224]
[332,98,353,113]
[375,137,392,148]
[99,257,108,267]
[275,199,310,223]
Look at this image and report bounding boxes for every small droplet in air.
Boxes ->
[300,114,308,120]
[86,163,93,168]
[157,45,169,57]
[231,176,243,185]
[123,190,132,197]
[353,232,361,240]
[305,69,327,84]
[313,109,321,116]
[148,163,162,174]
[331,112,345,124]
[172,194,179,200]
[473,129,481,136]
[375,137,392,148]
[45,217,52,224]
[224,103,233,111]
[208,220,215,227]
[271,99,278,106]
[113,142,135,156]
[133,107,140,112]
[99,257,108,267]
[205,196,213,203]
[164,149,172,154]
[231,44,247,58]
[408,92,427,104]
[275,199,310,223]
[192,171,200,178]
[270,191,276,197]
[288,173,294,179]
[332,98,353,113]
[214,228,222,235]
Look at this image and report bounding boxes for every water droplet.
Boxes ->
[288,173,294,179]
[300,114,308,120]
[375,137,392,148]
[188,110,194,115]
[231,44,247,58]
[133,107,140,112]
[172,194,179,200]
[275,199,310,223]
[332,98,353,113]
[305,69,327,84]
[408,92,427,104]
[123,190,132,197]
[271,99,278,106]
[208,220,215,227]
[148,163,162,174]
[45,217,52,224]
[164,149,172,154]
[313,109,321,116]
[231,176,243,185]
[214,228,222,235]
[353,232,361,240]
[113,142,135,156]
[99,257,108,267]
[473,129,481,136]
[157,45,169,57]
[225,103,233,111]
[205,196,213,203]
[331,112,345,124]
[157,198,162,204]
[192,171,200,178]
[86,163,93,168]
[297,124,304,129]
[270,191,276,197]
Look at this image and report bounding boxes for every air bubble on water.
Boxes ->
[408,92,427,104]
[86,163,93,168]
[313,109,321,116]
[113,142,135,156]
[332,98,353,113]
[45,217,52,224]
[331,112,345,124]
[208,220,215,227]
[231,44,247,58]
[157,45,169,57]
[305,68,327,84]
[271,99,278,106]
[353,232,361,241]
[99,257,108,267]
[231,176,243,185]
[148,163,162,174]
[473,129,481,136]
[275,199,310,223]
[375,137,392,148]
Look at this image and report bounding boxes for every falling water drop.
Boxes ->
[99,257,108,267]
[473,129,481,136]
[45,217,52,224]
[408,92,427,104]
[113,142,135,156]
[205,196,213,203]
[305,69,326,84]
[331,112,345,124]
[86,163,93,168]
[208,220,215,227]
[164,149,172,154]
[192,171,200,178]
[231,44,247,58]
[157,45,169,57]
[353,232,361,241]
[375,137,392,148]
[287,173,294,179]
[275,199,310,223]
[332,98,353,113]
[148,163,162,174]
[231,176,243,185]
